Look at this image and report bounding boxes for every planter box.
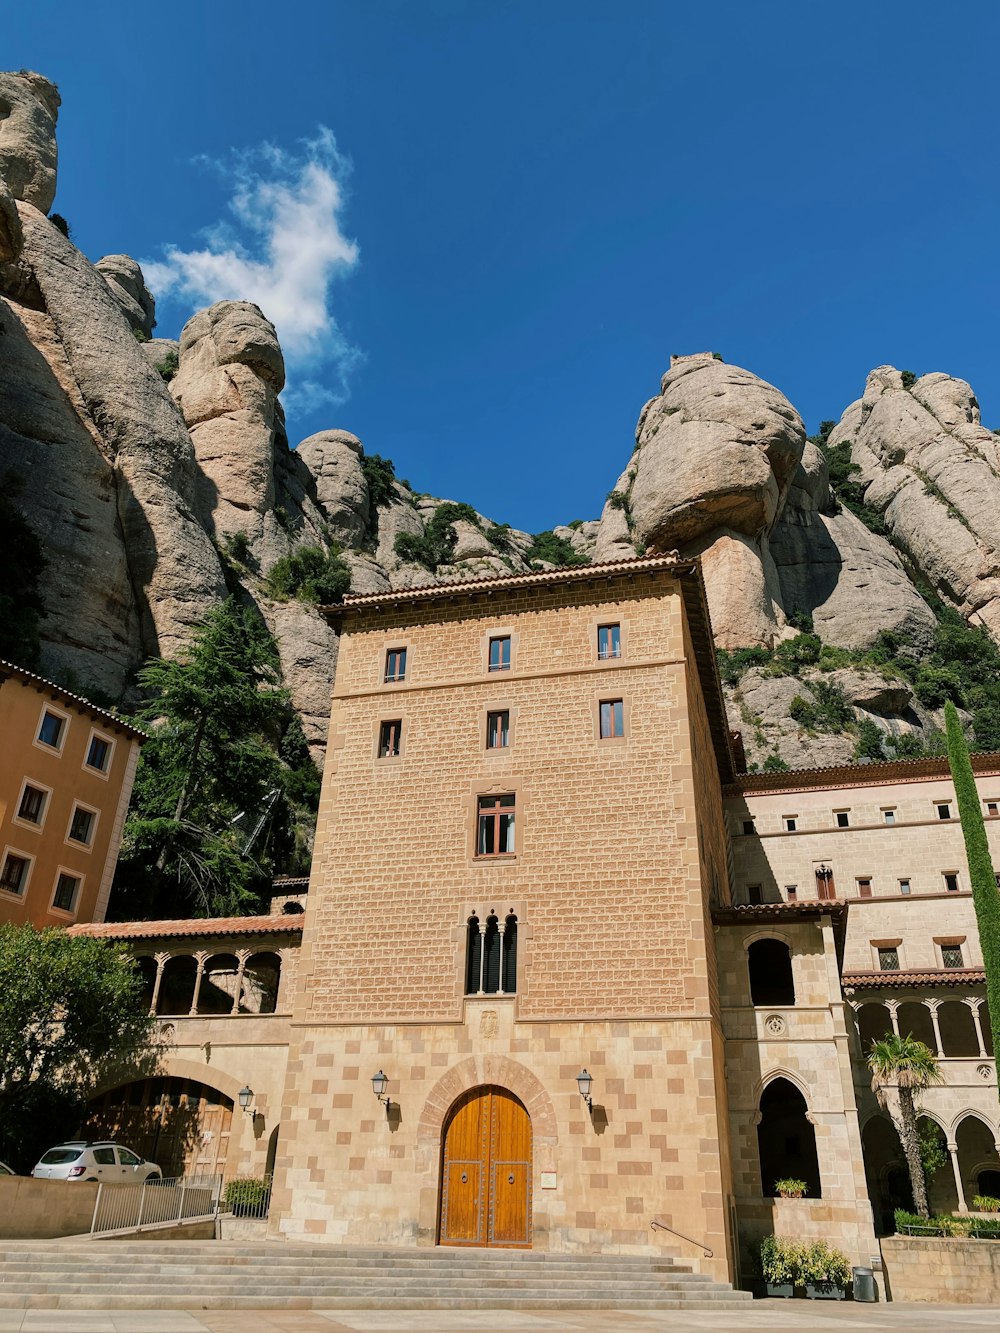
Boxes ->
[763,1282,794,1298]
[804,1282,846,1300]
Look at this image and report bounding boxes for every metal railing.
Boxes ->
[650,1217,714,1258]
[90,1174,222,1236]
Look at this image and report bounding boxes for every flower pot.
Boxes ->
[805,1282,845,1300]
[764,1282,794,1298]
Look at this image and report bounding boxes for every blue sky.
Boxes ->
[9,1,1000,532]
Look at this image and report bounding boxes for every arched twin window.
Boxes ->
[466,911,518,995]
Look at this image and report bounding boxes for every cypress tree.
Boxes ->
[944,700,1000,1090]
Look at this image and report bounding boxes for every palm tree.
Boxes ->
[868,1034,944,1219]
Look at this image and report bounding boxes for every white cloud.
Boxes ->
[143,127,361,406]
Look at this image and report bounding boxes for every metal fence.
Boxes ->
[90,1174,222,1236]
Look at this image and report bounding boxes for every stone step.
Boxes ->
[0,1293,752,1312]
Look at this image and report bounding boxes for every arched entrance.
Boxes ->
[439,1086,532,1248]
[84,1077,233,1178]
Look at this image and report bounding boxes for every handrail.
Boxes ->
[650,1217,713,1258]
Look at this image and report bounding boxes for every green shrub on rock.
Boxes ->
[266,545,351,604]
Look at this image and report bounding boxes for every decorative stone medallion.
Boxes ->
[977,1063,994,1081]
[480,1009,498,1038]
[764,1014,786,1036]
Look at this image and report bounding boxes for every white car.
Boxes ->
[32,1142,162,1183]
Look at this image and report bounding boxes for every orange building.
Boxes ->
[0,660,144,926]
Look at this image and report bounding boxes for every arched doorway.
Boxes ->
[84,1077,233,1178]
[756,1077,822,1198]
[439,1086,532,1248]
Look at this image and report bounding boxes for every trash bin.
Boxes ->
[852,1266,876,1302]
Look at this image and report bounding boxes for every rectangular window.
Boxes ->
[742,820,755,836]
[86,736,111,772]
[883,809,896,825]
[944,872,960,893]
[599,698,624,739]
[384,648,407,683]
[784,816,796,832]
[68,807,95,846]
[476,795,515,857]
[53,872,80,914]
[937,803,951,820]
[37,711,64,749]
[857,877,873,899]
[988,802,999,817]
[747,884,763,905]
[486,710,509,749]
[0,853,29,895]
[942,944,964,970]
[835,811,850,828]
[377,720,401,758]
[597,623,621,660]
[878,947,900,972]
[488,636,511,672]
[17,785,46,824]
[785,885,798,902]
[899,878,912,896]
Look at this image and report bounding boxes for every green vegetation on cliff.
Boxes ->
[113,600,319,919]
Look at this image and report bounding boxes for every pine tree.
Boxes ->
[113,600,291,919]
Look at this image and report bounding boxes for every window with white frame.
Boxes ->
[0,851,31,896]
[465,911,518,994]
[52,872,81,914]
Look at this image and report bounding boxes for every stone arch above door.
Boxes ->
[416,1056,557,1149]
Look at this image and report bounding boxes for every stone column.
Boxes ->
[150,952,169,1015]
[496,918,506,995]
[926,999,944,1057]
[966,999,988,1059]
[947,1142,968,1213]
[189,952,207,1016]
[478,920,487,995]
[886,1001,900,1037]
[231,950,249,1015]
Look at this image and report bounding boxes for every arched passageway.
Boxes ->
[861,1115,912,1234]
[756,1078,821,1199]
[439,1086,531,1248]
[956,1115,1000,1208]
[84,1077,233,1178]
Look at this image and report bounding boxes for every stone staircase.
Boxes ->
[0,1240,753,1310]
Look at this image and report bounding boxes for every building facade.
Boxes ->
[0,661,144,926]
[71,557,1000,1289]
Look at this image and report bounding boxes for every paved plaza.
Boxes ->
[0,1304,996,1333]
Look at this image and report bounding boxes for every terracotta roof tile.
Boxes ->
[68,915,303,940]
[0,660,147,740]
[842,968,986,989]
[725,751,1000,795]
[332,554,692,610]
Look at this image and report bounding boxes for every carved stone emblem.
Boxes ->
[764,1014,786,1036]
[977,1063,994,1081]
[480,1009,498,1037]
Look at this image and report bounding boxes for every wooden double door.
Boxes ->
[439,1086,532,1247]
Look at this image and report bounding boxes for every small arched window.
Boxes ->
[465,909,519,995]
[748,938,795,1007]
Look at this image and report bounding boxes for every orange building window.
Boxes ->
[477,795,515,856]
[486,710,509,749]
[18,785,46,824]
[384,648,407,683]
[599,699,624,739]
[598,624,621,660]
[378,720,402,758]
[69,808,95,846]
[86,737,111,772]
[488,637,511,672]
[0,854,29,895]
[53,872,80,913]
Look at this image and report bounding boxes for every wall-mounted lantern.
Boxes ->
[238,1085,254,1115]
[576,1068,593,1113]
[371,1070,392,1116]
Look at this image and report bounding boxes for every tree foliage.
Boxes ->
[113,600,315,919]
[361,453,397,512]
[394,503,471,571]
[525,530,588,568]
[265,545,351,605]
[0,926,155,1171]
[868,1033,944,1218]
[945,699,1000,1084]
[0,492,46,668]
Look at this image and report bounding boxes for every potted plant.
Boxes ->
[759,1235,800,1298]
[800,1239,851,1300]
[224,1175,271,1218]
[972,1194,1000,1213]
[774,1177,808,1199]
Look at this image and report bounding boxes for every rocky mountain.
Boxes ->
[3,68,1000,775]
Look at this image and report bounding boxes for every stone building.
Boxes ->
[74,555,1000,1290]
[0,660,144,926]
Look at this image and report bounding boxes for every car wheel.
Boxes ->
[84,1177,98,1182]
